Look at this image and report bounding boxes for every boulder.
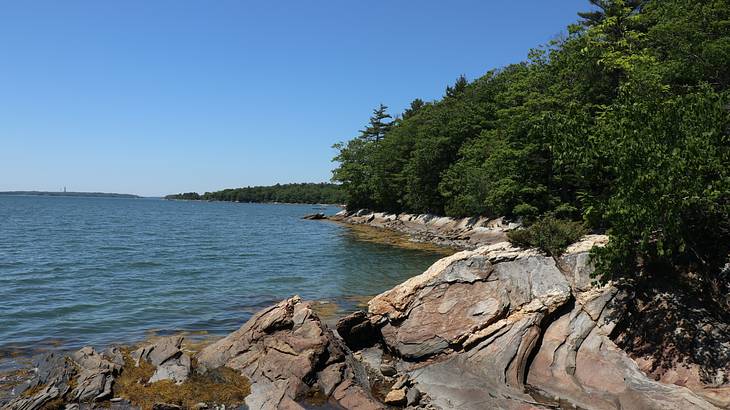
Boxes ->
[132,336,191,385]
[365,236,724,409]
[302,213,326,220]
[196,296,382,410]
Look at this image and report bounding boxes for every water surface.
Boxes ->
[0,196,445,368]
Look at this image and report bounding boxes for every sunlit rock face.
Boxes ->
[362,235,725,410]
[197,296,383,410]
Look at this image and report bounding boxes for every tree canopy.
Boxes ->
[166,183,345,205]
[332,0,730,283]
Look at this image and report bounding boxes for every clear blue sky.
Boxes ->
[1,1,590,196]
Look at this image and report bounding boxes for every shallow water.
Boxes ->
[0,196,446,368]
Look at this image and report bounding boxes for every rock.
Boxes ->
[31,352,76,397]
[302,213,326,220]
[364,236,724,409]
[132,336,191,384]
[336,310,378,351]
[5,347,122,410]
[330,210,511,249]
[68,347,120,402]
[405,387,420,406]
[318,363,344,396]
[5,385,60,410]
[148,353,191,385]
[369,242,570,361]
[379,363,396,377]
[383,388,407,405]
[131,336,182,367]
[152,403,182,410]
[391,374,409,390]
[197,296,381,410]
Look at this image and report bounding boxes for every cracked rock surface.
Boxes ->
[361,235,728,409]
[5,347,123,410]
[196,296,383,410]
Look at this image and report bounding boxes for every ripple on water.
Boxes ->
[0,197,445,369]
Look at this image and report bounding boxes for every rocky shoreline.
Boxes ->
[3,213,729,409]
[326,209,519,250]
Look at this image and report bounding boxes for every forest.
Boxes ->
[166,183,345,204]
[332,0,730,283]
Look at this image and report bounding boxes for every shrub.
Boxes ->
[508,215,588,256]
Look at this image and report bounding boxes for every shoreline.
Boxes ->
[3,215,728,409]
[327,209,519,250]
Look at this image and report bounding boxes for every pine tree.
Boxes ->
[359,104,393,142]
[403,98,425,119]
[445,75,468,98]
[578,0,645,29]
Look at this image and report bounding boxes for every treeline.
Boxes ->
[164,192,201,200]
[332,0,730,282]
[166,183,345,204]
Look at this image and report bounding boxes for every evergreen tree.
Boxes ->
[403,98,425,119]
[578,0,645,28]
[445,75,468,97]
[359,104,393,142]
[332,0,730,285]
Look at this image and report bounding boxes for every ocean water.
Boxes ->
[0,196,444,367]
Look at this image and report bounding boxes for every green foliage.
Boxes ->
[359,104,393,143]
[508,215,588,257]
[167,183,345,204]
[332,0,730,283]
[165,192,202,200]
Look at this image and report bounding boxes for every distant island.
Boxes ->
[165,183,344,205]
[0,191,141,198]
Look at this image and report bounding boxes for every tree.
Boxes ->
[445,75,468,98]
[403,98,425,119]
[578,0,646,28]
[359,104,393,142]
[331,0,730,287]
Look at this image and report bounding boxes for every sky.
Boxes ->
[0,1,590,197]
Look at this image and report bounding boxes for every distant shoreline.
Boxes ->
[0,191,141,199]
[166,197,344,207]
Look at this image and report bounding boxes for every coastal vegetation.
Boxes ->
[165,183,345,204]
[332,0,730,282]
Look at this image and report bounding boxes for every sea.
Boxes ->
[0,195,446,370]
